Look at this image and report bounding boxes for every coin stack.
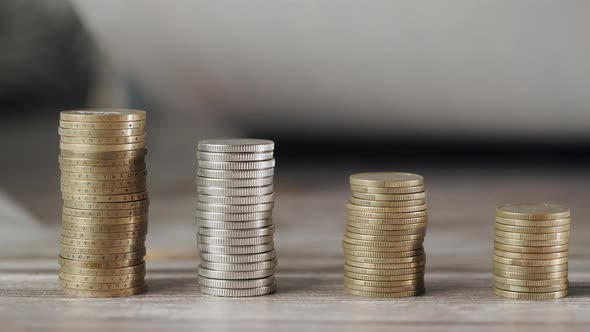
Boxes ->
[494,203,570,300]
[342,172,428,298]
[58,109,148,297]
[196,139,277,297]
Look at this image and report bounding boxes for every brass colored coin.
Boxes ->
[58,156,145,166]
[345,259,425,270]
[493,288,567,300]
[60,135,145,144]
[343,276,423,287]
[344,264,425,275]
[346,225,426,236]
[62,221,146,233]
[60,249,146,262]
[60,142,145,152]
[493,255,568,267]
[344,283,423,293]
[60,149,146,160]
[63,199,149,211]
[58,256,144,269]
[493,276,568,287]
[62,214,148,225]
[60,271,145,284]
[496,203,570,220]
[343,236,423,248]
[61,184,147,196]
[198,159,275,170]
[352,192,426,201]
[344,287,424,298]
[347,219,428,230]
[495,223,570,234]
[494,243,568,253]
[59,163,146,173]
[63,284,147,298]
[61,229,146,240]
[494,249,568,260]
[59,127,144,137]
[60,243,144,255]
[344,231,425,242]
[349,172,424,188]
[61,178,147,188]
[344,271,424,282]
[198,193,275,205]
[62,192,148,203]
[59,120,145,130]
[197,150,274,162]
[346,203,427,213]
[196,202,273,213]
[495,216,570,227]
[495,230,569,241]
[494,281,568,293]
[349,197,426,207]
[60,236,145,248]
[59,278,144,290]
[494,269,568,280]
[342,242,423,252]
[60,170,147,181]
[197,234,273,246]
[350,184,425,194]
[494,262,568,273]
[59,263,145,276]
[62,207,148,218]
[344,248,424,258]
[345,253,426,264]
[60,109,146,122]
[494,237,568,247]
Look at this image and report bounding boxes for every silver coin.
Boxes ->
[197,168,274,179]
[197,185,274,197]
[200,258,277,272]
[198,218,274,229]
[198,193,275,205]
[198,226,275,238]
[197,211,273,221]
[197,202,274,213]
[199,284,276,297]
[198,242,275,254]
[197,151,273,162]
[196,176,274,188]
[198,139,274,153]
[198,159,275,170]
[200,250,277,264]
[198,275,275,289]
[197,234,273,246]
[198,266,274,280]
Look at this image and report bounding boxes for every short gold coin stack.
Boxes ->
[343,172,428,298]
[494,203,570,300]
[58,109,148,297]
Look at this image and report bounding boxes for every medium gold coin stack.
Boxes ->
[58,109,148,297]
[343,172,428,298]
[494,203,570,300]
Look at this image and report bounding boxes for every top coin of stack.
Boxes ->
[493,203,570,300]
[343,172,428,298]
[58,109,148,297]
[196,139,277,297]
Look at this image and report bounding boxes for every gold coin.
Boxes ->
[63,199,149,211]
[60,142,145,152]
[60,149,146,160]
[59,120,145,130]
[343,242,423,252]
[496,203,570,220]
[344,271,424,281]
[62,214,148,225]
[349,197,426,207]
[495,230,569,241]
[344,287,425,298]
[346,203,427,213]
[61,229,146,240]
[493,276,568,287]
[59,127,145,137]
[60,109,146,122]
[349,172,424,188]
[61,178,147,189]
[347,219,428,230]
[61,170,147,181]
[60,236,145,248]
[493,287,567,300]
[344,232,425,242]
[60,243,145,255]
[352,192,427,201]
[495,223,569,234]
[495,216,570,227]
[60,271,145,283]
[350,184,425,194]
[344,283,423,293]
[493,255,568,267]
[60,135,145,144]
[59,278,144,291]
[343,237,424,248]
[58,156,145,166]
[59,263,145,276]
[494,249,568,260]
[494,262,568,273]
[344,264,425,275]
[63,284,147,298]
[58,256,144,269]
[62,192,149,203]
[494,237,568,247]
[343,276,423,287]
[346,259,425,270]
[59,163,146,173]
[346,225,426,236]
[347,210,428,220]
[494,269,568,280]
[494,281,568,293]
[60,249,145,262]
[346,253,425,264]
[343,248,424,258]
[61,184,147,196]
[494,243,568,253]
[62,221,147,233]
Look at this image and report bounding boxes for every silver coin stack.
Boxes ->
[196,139,277,297]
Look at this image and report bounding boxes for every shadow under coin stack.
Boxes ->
[494,203,570,300]
[343,172,428,298]
[58,110,148,297]
[196,139,277,297]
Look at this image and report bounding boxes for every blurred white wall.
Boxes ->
[74,0,590,138]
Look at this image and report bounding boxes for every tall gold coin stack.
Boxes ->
[494,203,570,300]
[196,139,277,297]
[343,172,428,298]
[58,109,148,297]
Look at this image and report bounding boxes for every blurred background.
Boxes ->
[1,0,589,259]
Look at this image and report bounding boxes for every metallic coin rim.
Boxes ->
[197,151,273,162]
[199,284,276,297]
[349,172,424,188]
[197,139,274,153]
[62,284,147,298]
[350,184,425,194]
[493,287,567,300]
[346,203,428,213]
[496,203,570,220]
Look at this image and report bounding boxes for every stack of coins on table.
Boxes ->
[493,203,570,300]
[342,172,428,298]
[196,139,277,297]
[58,109,148,297]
